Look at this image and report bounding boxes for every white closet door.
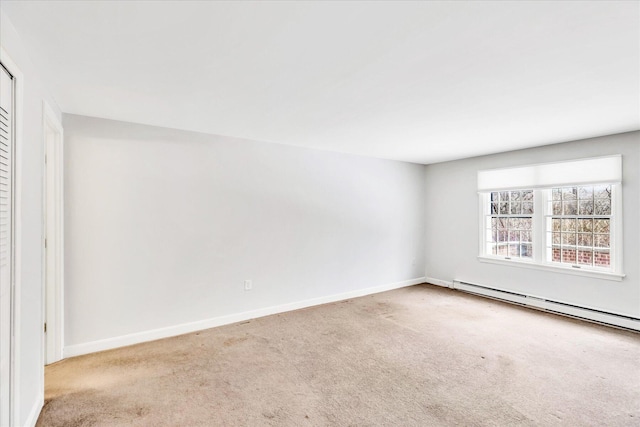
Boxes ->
[0,63,14,427]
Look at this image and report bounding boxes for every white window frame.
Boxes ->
[478,184,624,281]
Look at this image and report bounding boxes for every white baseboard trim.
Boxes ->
[64,277,426,358]
[425,277,453,288]
[23,396,43,427]
[424,278,640,331]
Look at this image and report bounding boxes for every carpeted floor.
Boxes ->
[37,284,640,426]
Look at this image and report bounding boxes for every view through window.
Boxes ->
[547,185,611,268]
[488,190,534,259]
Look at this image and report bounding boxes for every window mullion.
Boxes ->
[533,188,546,264]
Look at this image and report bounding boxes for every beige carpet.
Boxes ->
[37,284,640,426]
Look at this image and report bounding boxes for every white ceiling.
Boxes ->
[2,1,638,164]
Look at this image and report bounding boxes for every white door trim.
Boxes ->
[43,101,64,365]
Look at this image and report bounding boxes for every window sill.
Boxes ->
[477,256,625,282]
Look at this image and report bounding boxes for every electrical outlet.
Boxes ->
[244,280,252,291]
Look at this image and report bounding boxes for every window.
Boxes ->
[547,185,612,269]
[478,156,623,280]
[486,190,534,259]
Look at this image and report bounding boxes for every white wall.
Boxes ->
[63,114,426,353]
[0,11,62,427]
[425,131,640,317]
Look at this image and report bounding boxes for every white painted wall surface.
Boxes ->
[425,131,640,317]
[63,114,426,351]
[0,11,62,427]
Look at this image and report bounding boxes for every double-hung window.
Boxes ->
[486,189,534,260]
[478,156,624,280]
[547,184,613,269]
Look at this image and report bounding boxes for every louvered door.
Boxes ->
[0,62,14,427]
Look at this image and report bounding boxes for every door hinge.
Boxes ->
[44,323,47,333]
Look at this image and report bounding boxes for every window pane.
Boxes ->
[522,190,533,201]
[561,249,576,264]
[552,188,562,200]
[594,198,611,215]
[491,203,498,214]
[521,243,532,258]
[562,233,576,245]
[594,185,611,199]
[509,244,519,256]
[490,192,499,202]
[578,200,593,215]
[521,231,532,242]
[594,250,610,267]
[522,202,534,214]
[552,201,561,215]
[562,187,577,200]
[563,201,577,215]
[594,234,610,248]
[561,218,576,232]
[552,232,561,245]
[594,219,609,233]
[552,219,561,232]
[521,218,532,230]
[577,218,593,232]
[578,186,593,200]
[510,202,521,214]
[499,202,509,214]
[577,250,593,266]
[500,191,510,201]
[577,233,592,247]
[510,191,520,201]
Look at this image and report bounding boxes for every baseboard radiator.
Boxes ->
[452,280,640,332]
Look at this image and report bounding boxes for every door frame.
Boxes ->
[0,46,23,427]
[43,101,64,365]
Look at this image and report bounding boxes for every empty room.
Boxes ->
[0,1,639,426]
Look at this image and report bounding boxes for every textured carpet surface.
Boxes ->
[37,284,640,426]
